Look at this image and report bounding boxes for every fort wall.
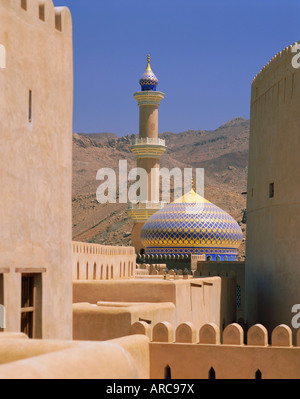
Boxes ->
[72,241,136,281]
[0,0,73,339]
[0,333,149,379]
[73,276,236,331]
[246,42,300,333]
[131,321,300,379]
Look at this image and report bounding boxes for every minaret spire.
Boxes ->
[128,56,166,254]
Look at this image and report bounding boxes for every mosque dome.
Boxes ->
[140,186,243,261]
[139,55,158,91]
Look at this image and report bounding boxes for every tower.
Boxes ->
[0,0,73,339]
[245,42,300,334]
[128,55,166,254]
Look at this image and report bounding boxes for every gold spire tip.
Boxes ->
[191,178,195,191]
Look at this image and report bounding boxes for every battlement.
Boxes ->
[251,41,300,106]
[252,42,299,83]
[73,241,135,257]
[0,0,72,37]
[131,320,300,346]
[132,321,300,378]
[72,241,136,281]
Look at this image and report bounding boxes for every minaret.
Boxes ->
[128,55,166,254]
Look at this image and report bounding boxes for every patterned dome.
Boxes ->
[139,55,158,91]
[140,188,243,261]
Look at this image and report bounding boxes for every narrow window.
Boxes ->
[111,265,114,279]
[208,367,216,380]
[21,274,42,339]
[120,262,122,278]
[39,4,45,21]
[255,369,262,379]
[21,0,27,10]
[28,90,32,123]
[106,265,109,280]
[86,262,89,280]
[164,365,171,380]
[93,263,97,280]
[77,262,80,280]
[269,183,274,198]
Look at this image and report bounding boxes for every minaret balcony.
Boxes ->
[127,201,168,222]
[132,137,166,147]
[131,137,167,159]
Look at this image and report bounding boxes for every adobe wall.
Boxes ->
[73,302,175,341]
[0,0,73,339]
[0,334,150,379]
[246,42,300,334]
[196,261,245,323]
[72,241,136,280]
[73,276,236,331]
[131,321,300,379]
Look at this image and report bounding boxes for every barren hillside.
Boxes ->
[72,117,249,259]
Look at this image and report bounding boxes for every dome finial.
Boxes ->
[139,54,158,91]
[146,54,151,71]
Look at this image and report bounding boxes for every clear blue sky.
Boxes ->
[53,0,299,136]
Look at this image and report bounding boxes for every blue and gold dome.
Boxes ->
[139,55,158,91]
[140,186,243,261]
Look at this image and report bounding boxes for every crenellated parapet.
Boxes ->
[0,0,72,37]
[251,41,300,105]
[132,321,300,378]
[72,241,136,281]
[131,320,299,346]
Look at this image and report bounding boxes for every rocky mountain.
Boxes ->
[72,117,249,260]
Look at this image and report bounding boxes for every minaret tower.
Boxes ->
[128,55,166,254]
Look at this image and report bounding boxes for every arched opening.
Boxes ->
[111,265,114,279]
[207,255,212,261]
[86,262,89,280]
[224,256,228,261]
[208,367,216,380]
[164,365,171,380]
[255,369,262,380]
[106,265,109,280]
[140,248,145,255]
[100,265,103,280]
[216,255,221,261]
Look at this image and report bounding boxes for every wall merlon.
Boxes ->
[0,0,71,36]
[175,322,197,344]
[138,322,300,347]
[251,41,300,97]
